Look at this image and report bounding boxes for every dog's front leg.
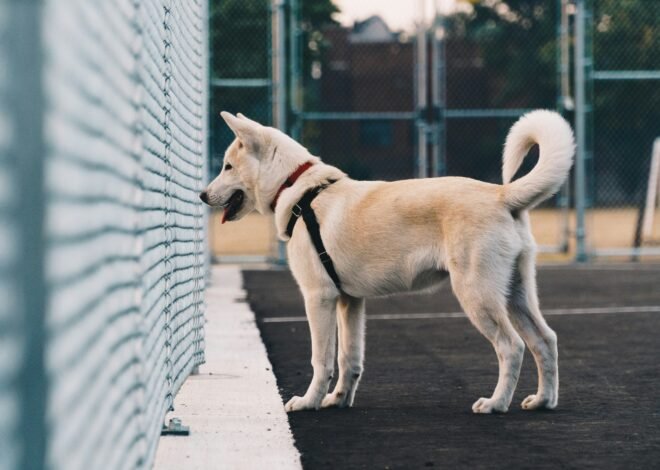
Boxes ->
[322,294,365,408]
[285,292,338,412]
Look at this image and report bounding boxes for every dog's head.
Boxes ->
[201,111,319,221]
[200,112,269,223]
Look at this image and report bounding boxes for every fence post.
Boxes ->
[574,0,589,262]
[289,0,301,141]
[272,0,287,132]
[9,1,48,468]
[430,0,446,177]
[272,0,288,264]
[10,1,48,468]
[415,0,428,178]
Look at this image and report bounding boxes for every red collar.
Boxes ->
[270,162,314,211]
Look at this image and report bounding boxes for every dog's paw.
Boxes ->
[321,391,351,409]
[285,395,320,412]
[521,394,557,410]
[472,397,508,414]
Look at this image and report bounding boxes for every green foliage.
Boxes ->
[447,0,557,108]
[444,0,659,203]
[209,0,338,80]
[208,0,338,173]
[591,0,660,204]
[210,0,271,79]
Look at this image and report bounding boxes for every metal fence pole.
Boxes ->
[555,0,572,253]
[9,1,47,468]
[574,0,588,262]
[430,0,446,177]
[415,0,428,178]
[289,0,301,141]
[272,0,287,132]
[272,0,287,263]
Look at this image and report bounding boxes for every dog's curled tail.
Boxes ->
[502,110,575,211]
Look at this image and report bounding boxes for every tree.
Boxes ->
[443,0,659,204]
[207,0,339,170]
[209,0,338,81]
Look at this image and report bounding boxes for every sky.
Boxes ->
[332,0,463,33]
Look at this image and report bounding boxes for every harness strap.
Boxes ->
[286,181,341,290]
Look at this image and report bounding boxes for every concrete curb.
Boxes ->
[154,265,301,470]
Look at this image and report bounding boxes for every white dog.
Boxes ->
[201,110,574,414]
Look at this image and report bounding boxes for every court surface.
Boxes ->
[243,265,660,469]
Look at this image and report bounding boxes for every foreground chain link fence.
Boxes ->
[0,1,207,469]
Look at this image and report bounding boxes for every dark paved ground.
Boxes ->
[243,265,660,470]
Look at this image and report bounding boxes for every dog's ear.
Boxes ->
[237,113,267,130]
[221,111,262,150]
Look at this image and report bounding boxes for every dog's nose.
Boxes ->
[199,190,209,204]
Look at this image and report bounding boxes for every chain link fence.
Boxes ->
[295,0,415,181]
[587,0,660,256]
[205,0,658,261]
[207,0,278,261]
[292,0,568,252]
[0,1,207,469]
[209,0,273,177]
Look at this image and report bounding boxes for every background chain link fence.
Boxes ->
[0,1,207,469]
[297,0,416,181]
[279,0,568,255]
[209,0,273,177]
[207,0,658,260]
[587,0,660,255]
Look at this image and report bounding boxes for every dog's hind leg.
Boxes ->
[322,294,366,408]
[285,292,338,412]
[450,263,525,414]
[507,249,559,410]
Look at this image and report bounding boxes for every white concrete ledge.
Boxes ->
[154,266,301,470]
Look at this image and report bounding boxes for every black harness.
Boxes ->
[285,181,342,290]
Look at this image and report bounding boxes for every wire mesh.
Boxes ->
[298,2,416,180]
[208,0,272,177]
[586,0,660,254]
[442,1,559,182]
[293,0,567,251]
[0,0,207,469]
[591,0,659,207]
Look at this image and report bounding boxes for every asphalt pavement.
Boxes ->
[244,265,660,470]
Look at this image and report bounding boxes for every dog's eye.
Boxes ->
[224,163,233,171]
[238,141,243,149]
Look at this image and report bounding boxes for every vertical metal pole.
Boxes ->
[289,0,301,141]
[558,0,573,112]
[272,0,287,132]
[430,0,446,177]
[574,0,588,262]
[272,0,288,263]
[556,0,572,253]
[415,0,428,178]
[10,1,48,468]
